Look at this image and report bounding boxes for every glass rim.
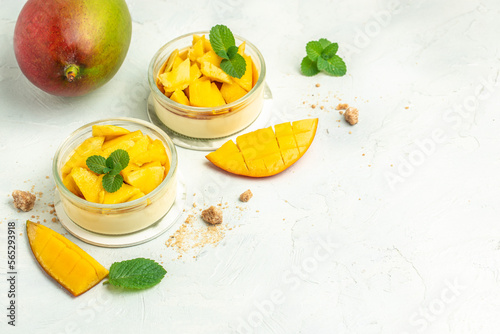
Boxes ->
[52,117,178,210]
[147,31,267,115]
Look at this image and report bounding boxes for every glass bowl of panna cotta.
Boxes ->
[147,31,267,144]
[53,118,178,235]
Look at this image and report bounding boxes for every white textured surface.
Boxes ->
[1,0,500,333]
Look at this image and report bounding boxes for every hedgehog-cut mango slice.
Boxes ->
[26,221,108,296]
[206,118,318,177]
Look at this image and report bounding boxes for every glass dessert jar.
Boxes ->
[53,118,178,235]
[148,31,266,139]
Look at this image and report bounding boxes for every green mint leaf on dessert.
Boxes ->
[85,149,130,193]
[105,258,167,290]
[306,41,323,61]
[86,155,108,174]
[108,149,130,171]
[220,53,246,79]
[321,42,339,60]
[102,173,124,193]
[301,56,320,76]
[318,38,332,49]
[209,25,235,59]
[301,39,346,77]
[227,45,239,59]
[209,25,247,78]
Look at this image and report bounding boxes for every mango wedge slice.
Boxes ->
[206,118,318,177]
[26,221,108,296]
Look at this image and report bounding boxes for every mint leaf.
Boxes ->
[321,43,338,60]
[300,56,319,76]
[220,53,247,79]
[86,155,107,174]
[227,45,239,59]
[318,38,332,49]
[317,55,347,76]
[102,173,124,193]
[108,149,129,171]
[306,41,323,61]
[106,258,166,290]
[209,25,235,60]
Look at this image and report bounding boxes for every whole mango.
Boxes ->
[14,0,132,97]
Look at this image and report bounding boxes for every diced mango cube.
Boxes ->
[159,58,191,93]
[220,82,247,104]
[100,184,142,204]
[197,50,222,67]
[123,166,165,194]
[233,54,253,91]
[189,78,226,108]
[188,39,204,61]
[69,168,103,203]
[61,136,105,176]
[92,125,130,141]
[170,89,191,106]
[200,62,233,84]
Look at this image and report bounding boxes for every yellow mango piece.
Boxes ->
[201,35,213,52]
[100,184,142,204]
[233,54,253,91]
[200,62,233,84]
[190,63,202,82]
[69,168,103,203]
[189,78,226,107]
[61,136,105,176]
[123,166,165,194]
[159,58,191,93]
[252,61,259,87]
[189,39,205,62]
[172,55,184,69]
[134,139,168,166]
[26,221,108,296]
[127,191,146,202]
[92,125,130,141]
[197,50,222,67]
[220,82,247,103]
[192,34,201,45]
[170,88,191,106]
[238,41,246,55]
[206,119,318,177]
[163,49,179,73]
[101,130,143,151]
[127,135,150,163]
[63,173,83,197]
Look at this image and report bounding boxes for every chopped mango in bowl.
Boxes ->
[148,31,266,139]
[53,118,178,235]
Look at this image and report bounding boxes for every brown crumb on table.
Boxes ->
[311,104,316,109]
[315,83,321,87]
[339,110,344,115]
[239,189,253,202]
[336,103,349,110]
[344,107,359,125]
[12,190,36,212]
[52,218,57,223]
[320,106,324,110]
[405,106,409,109]
[201,206,223,225]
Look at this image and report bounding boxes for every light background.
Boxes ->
[1,0,500,333]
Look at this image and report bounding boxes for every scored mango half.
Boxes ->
[26,221,108,296]
[206,118,318,177]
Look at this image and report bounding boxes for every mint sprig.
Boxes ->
[86,149,129,193]
[301,39,346,77]
[209,25,246,79]
[104,258,167,290]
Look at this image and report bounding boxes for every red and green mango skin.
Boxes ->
[14,0,132,97]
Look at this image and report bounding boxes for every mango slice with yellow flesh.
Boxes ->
[134,139,168,166]
[92,125,130,141]
[220,81,247,104]
[163,49,179,73]
[70,168,103,203]
[123,165,165,194]
[206,118,318,177]
[61,136,105,176]
[100,184,142,204]
[63,173,83,197]
[170,89,191,106]
[159,58,191,93]
[197,50,222,67]
[26,221,108,296]
[189,78,226,107]
[101,130,143,151]
[200,62,233,84]
[188,39,205,61]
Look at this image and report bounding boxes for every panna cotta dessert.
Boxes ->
[148,30,266,139]
[53,118,177,235]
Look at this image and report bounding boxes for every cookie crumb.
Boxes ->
[405,106,409,109]
[336,103,349,110]
[311,104,316,109]
[201,206,223,225]
[239,189,253,202]
[344,107,359,125]
[320,106,324,110]
[12,190,36,212]
[315,83,321,87]
[52,218,57,223]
